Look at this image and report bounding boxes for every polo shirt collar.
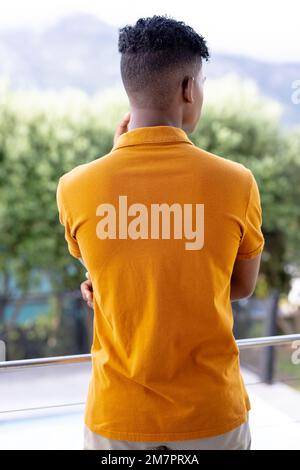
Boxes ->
[111,125,195,151]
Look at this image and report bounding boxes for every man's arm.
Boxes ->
[230,169,264,301]
[230,253,262,301]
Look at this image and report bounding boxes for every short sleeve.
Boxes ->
[56,178,81,259]
[236,171,265,260]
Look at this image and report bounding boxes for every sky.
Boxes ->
[0,0,299,63]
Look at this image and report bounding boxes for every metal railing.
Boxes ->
[0,334,300,370]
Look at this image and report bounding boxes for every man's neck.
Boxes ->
[127,110,182,132]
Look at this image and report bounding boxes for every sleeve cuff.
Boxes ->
[236,242,264,260]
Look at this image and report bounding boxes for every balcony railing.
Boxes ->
[0,333,300,369]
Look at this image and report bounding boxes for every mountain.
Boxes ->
[0,13,120,93]
[0,12,299,126]
[207,53,300,126]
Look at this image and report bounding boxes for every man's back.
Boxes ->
[57,125,264,441]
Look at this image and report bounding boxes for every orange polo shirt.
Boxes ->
[56,125,264,442]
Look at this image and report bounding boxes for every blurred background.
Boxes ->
[0,1,300,441]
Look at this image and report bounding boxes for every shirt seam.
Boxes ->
[112,140,194,152]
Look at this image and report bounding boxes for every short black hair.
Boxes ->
[118,15,210,109]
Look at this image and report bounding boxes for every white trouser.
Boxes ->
[83,412,251,450]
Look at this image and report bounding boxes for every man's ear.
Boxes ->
[182,76,194,104]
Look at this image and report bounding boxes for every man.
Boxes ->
[57,15,264,450]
